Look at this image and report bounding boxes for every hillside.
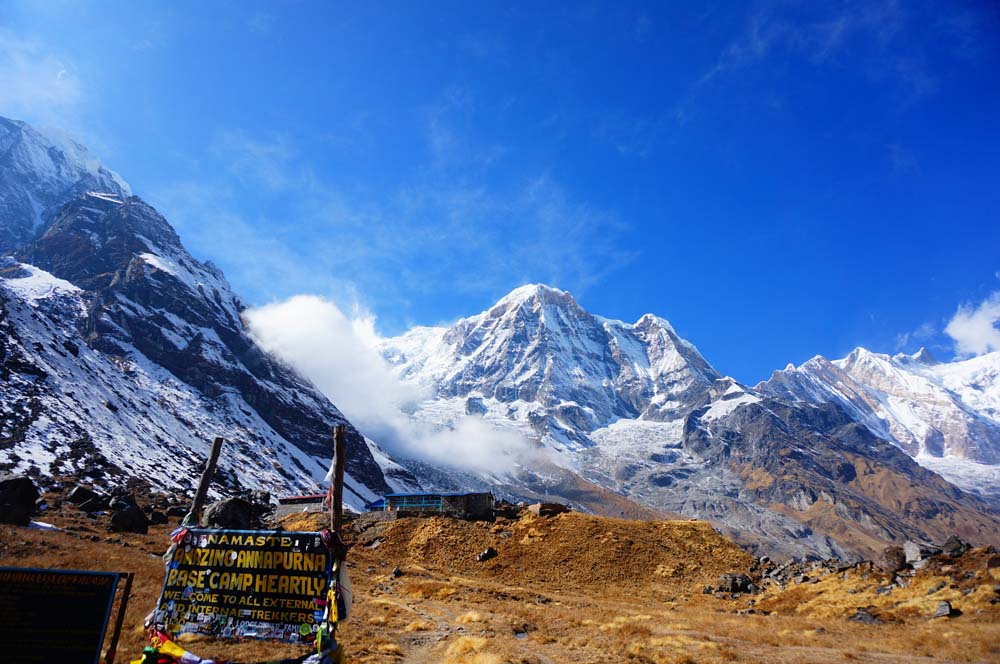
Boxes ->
[380,286,1000,559]
[3,493,999,664]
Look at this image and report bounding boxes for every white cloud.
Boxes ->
[244,295,535,474]
[211,130,297,191]
[0,30,81,123]
[945,292,1000,357]
[894,320,935,351]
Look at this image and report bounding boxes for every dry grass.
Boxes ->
[3,501,999,664]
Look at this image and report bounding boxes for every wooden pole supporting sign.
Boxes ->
[185,436,225,526]
[332,425,345,535]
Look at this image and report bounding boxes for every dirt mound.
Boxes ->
[371,512,752,596]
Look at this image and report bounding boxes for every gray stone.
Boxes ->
[203,498,254,529]
[941,535,970,558]
[0,474,39,526]
[109,504,148,534]
[149,510,168,525]
[67,485,100,505]
[932,601,954,619]
[848,607,881,624]
[880,545,907,573]
[717,574,753,593]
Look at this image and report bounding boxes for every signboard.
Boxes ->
[154,529,333,644]
[0,567,120,664]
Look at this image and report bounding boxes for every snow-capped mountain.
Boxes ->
[383,284,719,451]
[383,287,1000,558]
[759,347,1000,498]
[0,117,405,506]
[0,117,130,252]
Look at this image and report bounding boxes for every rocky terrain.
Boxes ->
[2,478,999,664]
[381,286,1000,559]
[0,117,404,504]
[760,347,1000,498]
[4,113,1000,564]
[0,117,131,252]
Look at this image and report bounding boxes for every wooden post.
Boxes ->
[103,572,134,664]
[332,425,345,535]
[185,436,224,526]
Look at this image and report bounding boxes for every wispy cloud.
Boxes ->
[245,295,535,474]
[211,130,299,191]
[0,29,81,124]
[945,291,1000,357]
[676,0,982,122]
[154,122,633,318]
[894,320,935,351]
[423,87,507,172]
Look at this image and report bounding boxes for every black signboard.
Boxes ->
[0,567,120,664]
[154,529,333,644]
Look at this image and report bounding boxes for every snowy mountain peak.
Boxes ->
[496,283,572,306]
[381,286,720,451]
[0,116,131,251]
[894,347,938,366]
[759,344,1000,493]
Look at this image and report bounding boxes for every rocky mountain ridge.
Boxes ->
[0,117,130,252]
[381,287,1000,559]
[0,117,407,506]
[3,115,1000,560]
[759,346,1000,499]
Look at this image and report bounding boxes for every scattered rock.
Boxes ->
[848,607,881,624]
[932,601,955,619]
[391,567,404,578]
[165,505,187,518]
[477,547,498,562]
[202,497,267,529]
[941,535,970,558]
[67,485,101,505]
[527,502,570,517]
[717,574,753,594]
[880,545,907,573]
[148,511,168,525]
[0,474,39,526]
[109,504,148,534]
[904,540,941,565]
[78,496,110,512]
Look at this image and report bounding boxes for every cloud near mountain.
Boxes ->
[245,294,534,474]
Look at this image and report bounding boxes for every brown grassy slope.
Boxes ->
[736,452,1000,560]
[369,511,751,596]
[3,502,1000,664]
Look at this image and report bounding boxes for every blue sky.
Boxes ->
[2,1,999,383]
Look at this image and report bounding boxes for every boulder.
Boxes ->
[848,607,881,624]
[932,601,955,619]
[109,505,148,534]
[527,502,570,517]
[165,505,188,518]
[109,492,139,510]
[0,474,39,526]
[904,540,941,564]
[149,511,168,525]
[717,574,753,594]
[880,545,907,573]
[203,497,254,529]
[477,547,498,562]
[67,485,101,505]
[941,535,970,558]
[78,496,110,512]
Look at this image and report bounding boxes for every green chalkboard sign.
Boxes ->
[0,567,120,664]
